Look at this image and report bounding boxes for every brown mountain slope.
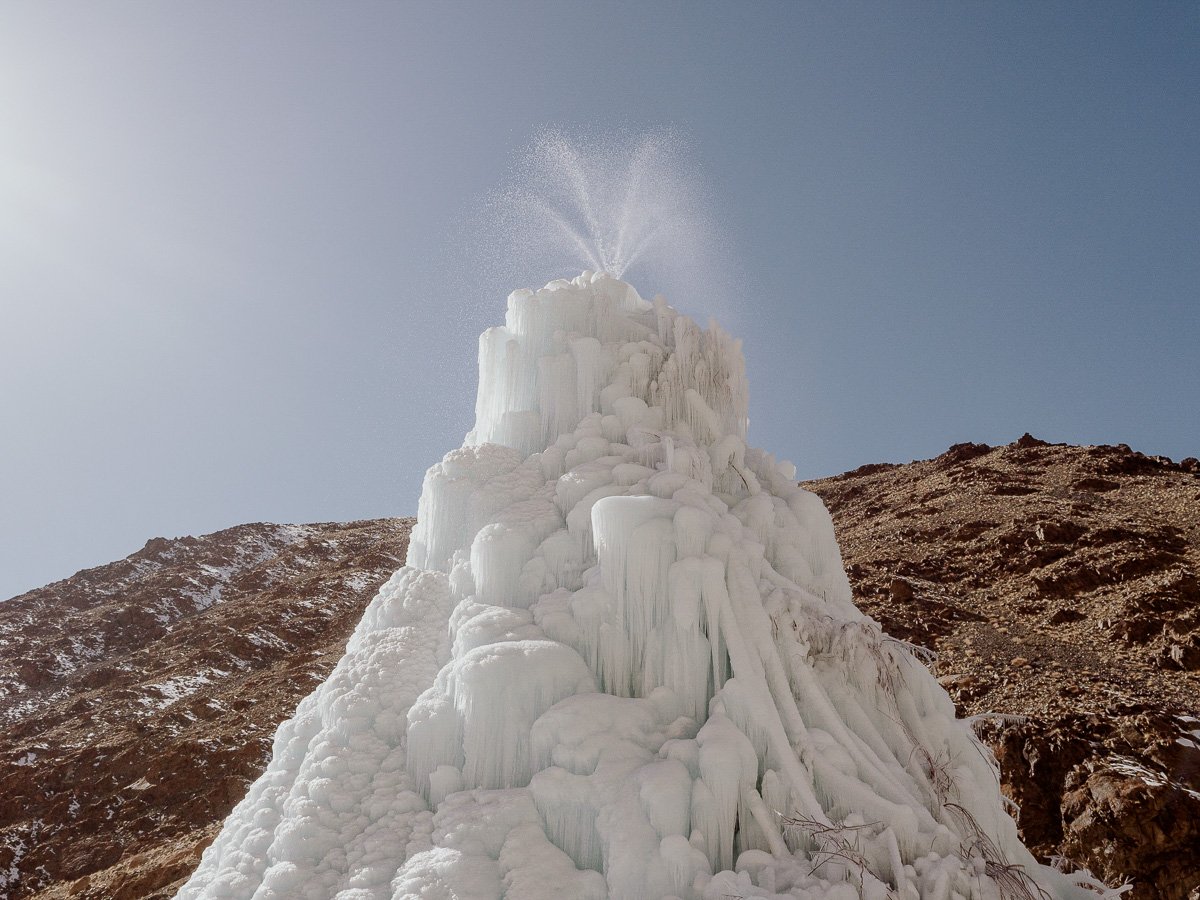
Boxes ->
[0,519,413,900]
[804,436,1200,900]
[1,437,1197,899]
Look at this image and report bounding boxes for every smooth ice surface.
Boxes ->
[178,273,1118,900]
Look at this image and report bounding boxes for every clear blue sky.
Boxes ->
[2,1,1196,599]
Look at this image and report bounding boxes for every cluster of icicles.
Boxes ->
[179,273,1117,900]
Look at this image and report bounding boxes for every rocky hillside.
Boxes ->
[1,437,1197,899]
[804,435,1200,900]
[0,520,413,900]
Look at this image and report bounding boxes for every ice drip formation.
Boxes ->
[179,273,1114,900]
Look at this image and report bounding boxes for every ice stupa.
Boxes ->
[179,273,1114,900]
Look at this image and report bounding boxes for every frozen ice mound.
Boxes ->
[177,273,1115,900]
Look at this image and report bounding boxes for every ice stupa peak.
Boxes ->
[178,275,1115,900]
[466,271,747,459]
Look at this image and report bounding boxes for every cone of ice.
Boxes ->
[178,273,1116,900]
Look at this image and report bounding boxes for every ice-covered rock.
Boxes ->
[177,273,1116,899]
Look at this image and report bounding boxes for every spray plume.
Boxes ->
[477,128,729,312]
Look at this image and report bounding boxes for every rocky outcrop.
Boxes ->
[0,520,413,900]
[806,437,1200,899]
[2,437,1197,899]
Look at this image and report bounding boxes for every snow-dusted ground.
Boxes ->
[178,274,1116,900]
[0,523,318,726]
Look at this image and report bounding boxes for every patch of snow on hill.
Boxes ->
[140,669,231,711]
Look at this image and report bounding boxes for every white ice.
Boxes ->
[177,273,1117,900]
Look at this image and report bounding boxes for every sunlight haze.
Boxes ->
[1,1,1196,600]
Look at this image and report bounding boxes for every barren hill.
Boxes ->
[1,437,1197,899]
[0,520,413,899]
[805,436,1200,900]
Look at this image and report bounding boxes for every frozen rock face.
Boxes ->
[177,273,1113,900]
